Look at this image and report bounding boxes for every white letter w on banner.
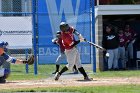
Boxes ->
[46,0,80,37]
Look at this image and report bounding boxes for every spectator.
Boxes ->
[118,29,127,70]
[102,25,119,70]
[124,24,137,69]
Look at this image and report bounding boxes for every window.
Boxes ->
[1,0,32,16]
[2,0,13,16]
[13,0,22,16]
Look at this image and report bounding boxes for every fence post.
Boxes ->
[25,49,29,74]
[32,0,38,75]
[92,0,96,73]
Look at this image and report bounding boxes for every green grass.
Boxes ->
[3,64,140,93]
[8,64,56,80]
[1,85,140,93]
[92,70,140,78]
[8,64,140,80]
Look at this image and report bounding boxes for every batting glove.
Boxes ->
[52,38,58,43]
[78,34,84,39]
[80,37,85,42]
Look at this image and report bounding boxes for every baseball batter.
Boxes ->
[0,41,34,83]
[54,22,91,81]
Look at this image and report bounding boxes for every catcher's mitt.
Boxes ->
[23,55,34,65]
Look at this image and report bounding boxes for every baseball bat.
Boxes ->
[85,40,106,51]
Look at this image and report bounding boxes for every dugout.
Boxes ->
[103,15,140,70]
[95,5,140,71]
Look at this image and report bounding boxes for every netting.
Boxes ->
[0,0,95,75]
[36,0,94,74]
[0,0,33,72]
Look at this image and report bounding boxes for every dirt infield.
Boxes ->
[0,74,140,89]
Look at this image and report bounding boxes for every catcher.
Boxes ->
[0,41,34,83]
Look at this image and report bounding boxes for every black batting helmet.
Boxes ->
[59,22,69,32]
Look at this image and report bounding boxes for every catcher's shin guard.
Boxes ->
[0,68,10,83]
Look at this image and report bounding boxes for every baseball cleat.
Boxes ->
[84,76,92,81]
[54,72,61,81]
[52,71,57,74]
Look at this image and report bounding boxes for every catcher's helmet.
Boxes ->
[59,22,69,32]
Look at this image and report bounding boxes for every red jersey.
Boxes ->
[57,38,65,52]
[124,29,136,42]
[61,27,75,50]
[119,33,127,47]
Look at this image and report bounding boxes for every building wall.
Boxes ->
[95,15,104,71]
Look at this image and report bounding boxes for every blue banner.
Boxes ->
[38,0,91,64]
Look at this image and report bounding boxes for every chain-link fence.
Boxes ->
[36,0,94,75]
[0,0,95,76]
[0,0,33,73]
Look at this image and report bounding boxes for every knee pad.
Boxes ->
[0,68,10,79]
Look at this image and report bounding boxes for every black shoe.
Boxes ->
[52,71,57,74]
[54,72,61,81]
[84,76,92,81]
